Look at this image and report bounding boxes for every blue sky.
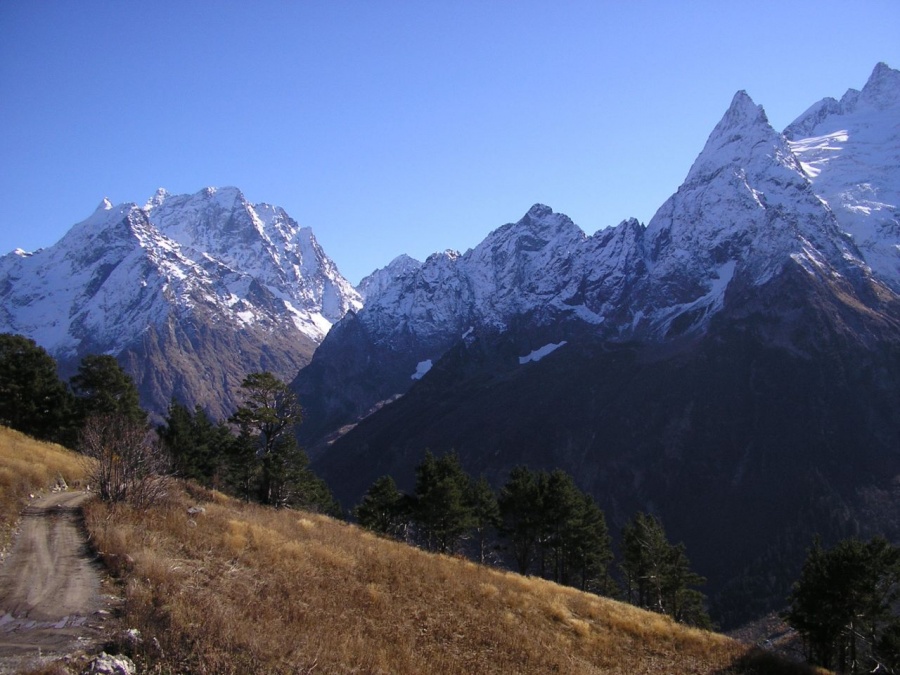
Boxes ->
[1,1,899,284]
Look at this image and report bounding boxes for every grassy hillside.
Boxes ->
[83,479,825,674]
[0,425,90,552]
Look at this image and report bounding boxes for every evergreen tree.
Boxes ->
[412,451,474,553]
[498,466,544,574]
[229,372,337,512]
[71,354,145,425]
[572,492,615,595]
[786,537,900,673]
[526,470,615,593]
[661,542,711,628]
[540,469,586,584]
[158,400,230,485]
[0,333,74,443]
[621,512,672,611]
[355,475,408,538]
[468,475,500,564]
[620,512,710,626]
[230,372,303,507]
[224,428,259,503]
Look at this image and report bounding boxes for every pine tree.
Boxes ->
[229,372,336,512]
[230,372,303,507]
[468,475,500,564]
[786,537,900,673]
[620,512,710,626]
[158,400,230,485]
[573,492,615,595]
[538,470,576,582]
[224,429,259,503]
[498,466,544,574]
[412,451,474,553]
[0,333,74,443]
[355,475,408,538]
[72,354,145,425]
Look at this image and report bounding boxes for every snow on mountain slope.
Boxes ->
[143,186,361,336]
[785,62,900,290]
[0,187,362,419]
[638,89,866,337]
[347,88,871,354]
[358,254,422,302]
[0,187,361,356]
[0,200,179,357]
[353,204,594,352]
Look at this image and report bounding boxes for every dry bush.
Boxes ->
[82,478,827,675]
[78,413,170,506]
[0,425,93,549]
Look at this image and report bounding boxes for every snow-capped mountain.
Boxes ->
[355,85,882,344]
[295,65,898,448]
[785,62,900,290]
[0,186,361,420]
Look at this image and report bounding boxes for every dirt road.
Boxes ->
[0,491,114,672]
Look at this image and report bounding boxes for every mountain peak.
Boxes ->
[866,61,898,87]
[859,61,900,109]
[719,90,769,132]
[144,187,169,211]
[358,254,423,301]
[95,197,113,213]
[526,203,553,219]
[684,90,779,185]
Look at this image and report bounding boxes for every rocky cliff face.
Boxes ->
[0,187,361,421]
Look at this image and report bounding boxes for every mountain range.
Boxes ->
[293,63,900,626]
[2,63,898,627]
[294,63,899,447]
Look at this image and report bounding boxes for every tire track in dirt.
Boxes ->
[0,491,116,673]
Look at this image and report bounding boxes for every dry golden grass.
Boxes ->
[0,425,92,550]
[83,479,827,675]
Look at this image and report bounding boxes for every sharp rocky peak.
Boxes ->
[859,61,900,109]
[484,204,584,251]
[719,90,769,131]
[684,90,790,186]
[357,254,423,302]
[525,203,554,219]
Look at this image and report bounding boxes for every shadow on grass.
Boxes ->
[716,647,825,675]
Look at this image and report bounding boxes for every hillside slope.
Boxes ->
[84,480,822,674]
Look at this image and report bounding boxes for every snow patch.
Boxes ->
[519,342,567,365]
[411,359,433,380]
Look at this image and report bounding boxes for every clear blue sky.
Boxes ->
[2,1,899,284]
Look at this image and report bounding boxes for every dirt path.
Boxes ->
[0,491,115,673]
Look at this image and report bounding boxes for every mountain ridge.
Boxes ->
[295,66,898,451]
[0,186,361,420]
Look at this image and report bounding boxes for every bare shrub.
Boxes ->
[78,413,170,506]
